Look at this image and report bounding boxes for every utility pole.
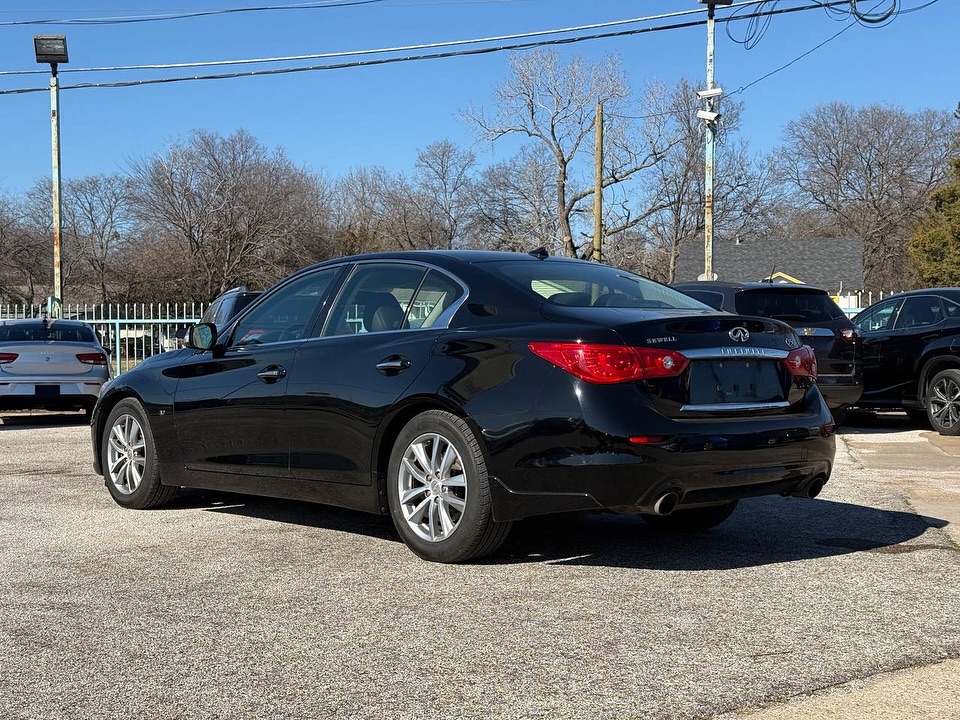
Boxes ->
[34,35,69,317]
[697,1,730,281]
[593,100,604,263]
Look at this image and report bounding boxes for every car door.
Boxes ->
[854,298,903,402]
[884,295,947,401]
[285,262,466,485]
[173,268,340,479]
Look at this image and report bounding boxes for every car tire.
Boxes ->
[926,369,960,436]
[387,410,512,563]
[643,500,739,533]
[102,398,179,509]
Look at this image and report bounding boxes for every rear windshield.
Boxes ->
[489,261,710,310]
[0,322,96,343]
[735,290,846,322]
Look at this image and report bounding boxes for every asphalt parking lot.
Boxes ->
[1,412,958,720]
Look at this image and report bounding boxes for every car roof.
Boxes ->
[882,288,960,300]
[674,281,829,293]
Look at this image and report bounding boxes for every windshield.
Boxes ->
[489,261,711,310]
[735,290,846,322]
[0,322,97,343]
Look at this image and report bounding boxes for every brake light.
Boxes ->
[0,353,17,364]
[76,352,108,365]
[839,328,858,341]
[784,345,817,382]
[528,342,689,384]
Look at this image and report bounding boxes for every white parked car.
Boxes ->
[0,318,111,417]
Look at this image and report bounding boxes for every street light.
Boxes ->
[34,34,68,317]
[697,0,731,282]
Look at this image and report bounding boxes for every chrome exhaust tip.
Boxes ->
[652,491,680,516]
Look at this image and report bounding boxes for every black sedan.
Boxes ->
[91,250,836,563]
[852,288,960,434]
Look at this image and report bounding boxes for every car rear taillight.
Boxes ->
[76,352,108,365]
[784,345,817,382]
[839,328,858,341]
[0,353,18,364]
[528,342,689,384]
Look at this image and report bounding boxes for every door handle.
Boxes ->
[257,365,287,383]
[376,355,412,374]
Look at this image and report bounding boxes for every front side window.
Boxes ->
[854,300,901,334]
[324,263,428,336]
[230,269,338,346]
[490,260,710,310]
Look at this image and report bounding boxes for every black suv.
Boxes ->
[852,288,960,435]
[673,281,862,419]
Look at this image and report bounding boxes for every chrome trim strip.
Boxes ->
[679,401,792,413]
[681,347,790,360]
[796,327,835,337]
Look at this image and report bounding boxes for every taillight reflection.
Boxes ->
[528,342,689,384]
[784,345,817,384]
[0,353,18,364]
[839,328,858,341]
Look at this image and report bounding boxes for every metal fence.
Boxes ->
[0,303,205,376]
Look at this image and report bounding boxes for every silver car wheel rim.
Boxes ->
[397,432,467,543]
[930,376,960,429]
[106,413,146,495]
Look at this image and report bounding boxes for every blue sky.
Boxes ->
[0,0,955,195]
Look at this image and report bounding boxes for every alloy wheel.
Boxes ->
[106,413,146,495]
[930,375,960,430]
[397,432,467,542]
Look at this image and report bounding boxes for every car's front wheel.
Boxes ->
[102,398,179,508]
[643,500,739,532]
[927,369,960,436]
[387,410,511,563]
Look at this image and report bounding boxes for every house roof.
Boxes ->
[675,236,864,292]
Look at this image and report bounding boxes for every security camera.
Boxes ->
[696,109,720,122]
[696,87,724,100]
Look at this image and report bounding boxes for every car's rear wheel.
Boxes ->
[387,410,511,563]
[102,398,178,508]
[643,500,739,532]
[927,369,960,436]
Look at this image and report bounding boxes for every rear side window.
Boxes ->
[735,290,846,322]
[490,260,709,310]
[0,322,95,343]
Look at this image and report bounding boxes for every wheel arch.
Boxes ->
[372,396,480,514]
[92,388,149,476]
[918,353,960,401]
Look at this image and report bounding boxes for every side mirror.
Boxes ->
[187,322,218,351]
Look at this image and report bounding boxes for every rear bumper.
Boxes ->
[0,380,102,411]
[487,423,836,522]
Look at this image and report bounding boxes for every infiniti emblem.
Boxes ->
[729,327,750,343]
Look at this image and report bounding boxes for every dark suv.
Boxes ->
[673,281,862,420]
[201,286,262,328]
[852,288,960,435]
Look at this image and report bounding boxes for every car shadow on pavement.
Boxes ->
[495,496,953,570]
[169,489,400,543]
[0,412,89,429]
[164,489,952,570]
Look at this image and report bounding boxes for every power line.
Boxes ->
[0,1,851,96]
[0,0,388,27]
[0,0,772,78]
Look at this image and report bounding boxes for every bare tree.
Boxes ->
[465,50,679,259]
[775,102,958,291]
[463,147,556,251]
[413,140,476,250]
[128,129,324,300]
